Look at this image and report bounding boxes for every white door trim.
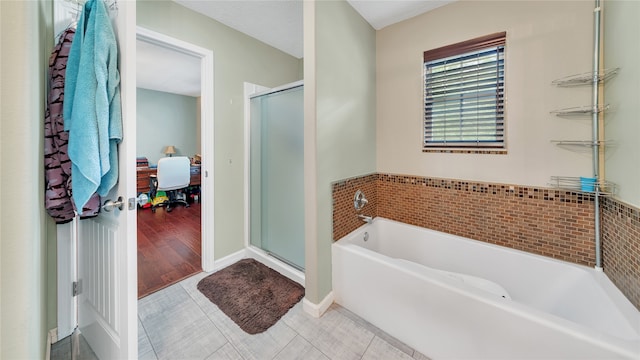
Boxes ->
[243,82,270,250]
[136,27,216,272]
[56,221,77,341]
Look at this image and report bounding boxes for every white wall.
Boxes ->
[604,0,640,208]
[305,0,377,303]
[136,88,198,166]
[0,0,51,358]
[377,1,594,186]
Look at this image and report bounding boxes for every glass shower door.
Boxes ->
[250,84,304,270]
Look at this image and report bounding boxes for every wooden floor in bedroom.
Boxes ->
[137,202,202,299]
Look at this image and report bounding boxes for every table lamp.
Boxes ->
[164,145,176,157]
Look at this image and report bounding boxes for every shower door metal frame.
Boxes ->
[244,80,305,272]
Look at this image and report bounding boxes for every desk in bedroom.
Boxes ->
[136,166,201,194]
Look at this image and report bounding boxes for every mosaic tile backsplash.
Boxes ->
[602,197,640,310]
[332,174,378,240]
[332,173,639,310]
[333,173,595,266]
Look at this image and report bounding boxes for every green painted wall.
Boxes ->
[0,0,52,357]
[137,0,302,259]
[309,0,377,302]
[136,88,198,166]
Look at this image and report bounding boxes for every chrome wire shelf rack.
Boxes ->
[549,176,617,196]
[550,104,610,117]
[551,67,620,87]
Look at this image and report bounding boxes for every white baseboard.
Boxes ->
[210,249,246,272]
[209,248,306,288]
[303,291,334,318]
[245,247,305,286]
[46,328,57,360]
[49,328,58,344]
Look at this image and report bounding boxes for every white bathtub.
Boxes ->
[332,218,640,359]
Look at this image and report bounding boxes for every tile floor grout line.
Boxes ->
[179,277,230,338]
[138,315,160,359]
[309,341,334,360]
[282,311,363,360]
[281,319,332,360]
[226,341,247,360]
[269,332,298,360]
[359,333,376,360]
[313,344,332,360]
[178,275,249,360]
[334,305,418,358]
[204,341,229,360]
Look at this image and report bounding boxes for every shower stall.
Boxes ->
[249,81,305,271]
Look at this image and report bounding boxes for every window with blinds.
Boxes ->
[423,32,506,150]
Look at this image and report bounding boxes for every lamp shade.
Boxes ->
[164,145,176,156]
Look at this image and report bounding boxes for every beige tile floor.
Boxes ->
[52,270,430,360]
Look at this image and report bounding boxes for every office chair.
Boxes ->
[150,156,191,213]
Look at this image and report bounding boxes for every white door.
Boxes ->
[76,1,137,358]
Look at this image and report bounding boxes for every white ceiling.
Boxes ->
[137,39,202,97]
[349,0,456,30]
[137,0,456,97]
[174,0,304,58]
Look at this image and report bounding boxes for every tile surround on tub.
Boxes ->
[332,173,378,241]
[602,197,640,311]
[333,173,596,267]
[333,172,640,311]
[376,174,596,267]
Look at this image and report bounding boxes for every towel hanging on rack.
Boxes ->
[45,27,101,223]
[45,28,78,224]
[63,0,122,210]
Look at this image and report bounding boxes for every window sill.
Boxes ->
[422,148,508,155]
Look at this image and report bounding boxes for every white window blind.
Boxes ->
[423,32,506,149]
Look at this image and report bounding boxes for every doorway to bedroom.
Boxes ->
[135,28,214,298]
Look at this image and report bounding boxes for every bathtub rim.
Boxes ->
[338,216,639,331]
[333,217,640,357]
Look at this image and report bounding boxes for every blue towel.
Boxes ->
[63,0,122,210]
